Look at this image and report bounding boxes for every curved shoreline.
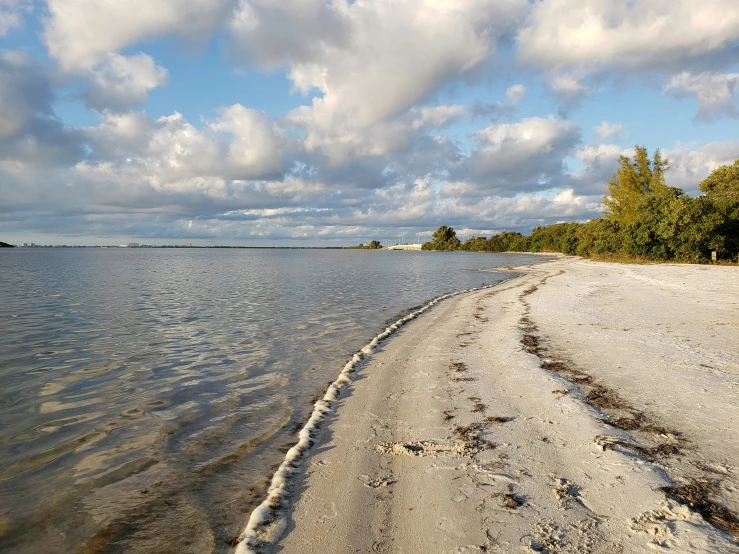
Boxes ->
[270,257,738,553]
[234,278,514,553]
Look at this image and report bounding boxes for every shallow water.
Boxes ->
[0,248,543,553]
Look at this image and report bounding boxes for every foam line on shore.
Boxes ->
[234,279,509,553]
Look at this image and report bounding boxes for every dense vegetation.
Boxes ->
[0,241,14,247]
[347,240,383,249]
[422,149,739,263]
[421,226,461,251]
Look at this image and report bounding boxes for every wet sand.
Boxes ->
[242,257,739,553]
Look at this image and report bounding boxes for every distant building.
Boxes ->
[22,243,28,247]
[126,243,140,248]
[185,242,192,247]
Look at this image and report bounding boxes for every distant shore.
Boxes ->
[241,256,739,553]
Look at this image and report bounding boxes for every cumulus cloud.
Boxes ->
[83,53,168,113]
[228,0,350,68]
[568,143,625,195]
[0,0,30,36]
[567,140,739,197]
[506,84,527,104]
[430,187,602,234]
[548,73,603,115]
[517,0,739,73]
[4,2,739,244]
[211,104,299,179]
[472,84,526,121]
[81,106,298,197]
[5,137,736,243]
[664,140,739,194]
[594,121,624,142]
[550,74,597,98]
[230,0,527,164]
[448,116,580,196]
[0,50,53,139]
[43,0,236,69]
[0,50,84,169]
[0,104,306,228]
[511,188,602,222]
[284,102,466,171]
[663,71,739,121]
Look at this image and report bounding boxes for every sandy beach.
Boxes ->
[244,257,739,553]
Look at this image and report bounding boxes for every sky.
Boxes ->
[1,0,738,246]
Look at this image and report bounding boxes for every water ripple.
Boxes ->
[0,248,544,553]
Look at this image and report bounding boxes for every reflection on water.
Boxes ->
[0,248,543,552]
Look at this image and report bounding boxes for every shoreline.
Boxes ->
[238,257,739,553]
[234,278,518,553]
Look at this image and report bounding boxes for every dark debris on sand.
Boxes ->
[660,480,739,537]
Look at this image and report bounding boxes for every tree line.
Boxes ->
[422,148,739,263]
[347,240,383,249]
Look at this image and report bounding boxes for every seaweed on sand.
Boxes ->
[660,480,739,537]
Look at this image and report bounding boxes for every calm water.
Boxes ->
[0,248,543,553]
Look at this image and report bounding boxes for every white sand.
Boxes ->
[247,257,739,553]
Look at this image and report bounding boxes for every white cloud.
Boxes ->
[505,84,527,104]
[83,111,158,165]
[449,115,580,195]
[260,0,524,124]
[286,103,466,169]
[550,74,597,97]
[141,112,223,189]
[83,53,168,113]
[77,106,300,201]
[594,121,624,142]
[210,104,298,179]
[664,140,739,194]
[472,84,527,121]
[43,0,235,70]
[569,143,625,195]
[0,0,29,36]
[548,73,602,114]
[0,50,84,169]
[569,140,739,196]
[231,0,526,164]
[228,0,350,68]
[517,0,739,73]
[431,188,602,232]
[0,50,50,139]
[663,71,739,121]
[5,136,738,242]
[5,0,739,243]
[410,104,467,131]
[512,188,601,218]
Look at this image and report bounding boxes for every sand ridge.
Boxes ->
[262,258,739,553]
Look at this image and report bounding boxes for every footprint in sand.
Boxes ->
[359,475,396,488]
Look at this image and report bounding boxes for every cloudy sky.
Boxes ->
[1,0,739,245]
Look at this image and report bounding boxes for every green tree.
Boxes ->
[699,160,739,257]
[699,160,739,204]
[575,218,623,257]
[460,236,488,252]
[622,187,721,262]
[484,231,530,252]
[507,233,531,252]
[419,149,738,262]
[603,146,668,226]
[423,225,461,251]
[368,240,382,249]
[528,222,582,254]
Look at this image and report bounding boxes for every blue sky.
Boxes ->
[1,0,738,245]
